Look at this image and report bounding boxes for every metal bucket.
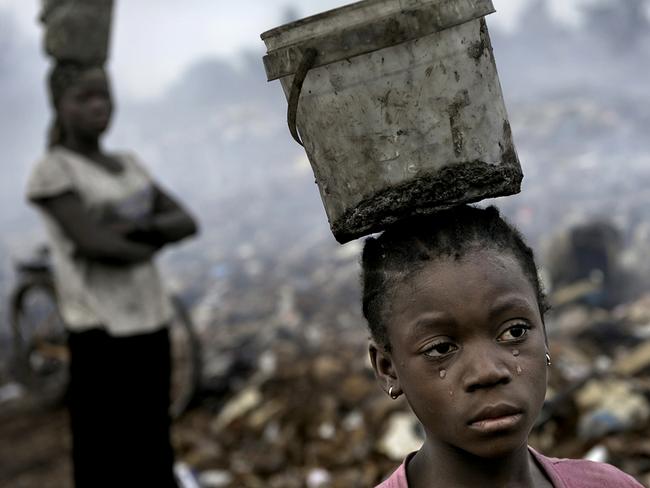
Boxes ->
[262,0,522,243]
[41,0,114,64]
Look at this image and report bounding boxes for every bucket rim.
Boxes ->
[261,0,373,41]
[261,0,495,81]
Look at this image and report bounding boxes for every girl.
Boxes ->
[26,62,198,487]
[362,205,642,487]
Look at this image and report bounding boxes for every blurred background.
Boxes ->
[1,0,650,487]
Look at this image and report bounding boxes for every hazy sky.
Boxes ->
[0,0,586,99]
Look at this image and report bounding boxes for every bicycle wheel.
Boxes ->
[10,278,69,407]
[168,295,201,418]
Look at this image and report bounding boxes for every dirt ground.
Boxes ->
[0,402,206,488]
[0,406,73,488]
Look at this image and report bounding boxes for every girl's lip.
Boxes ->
[468,403,522,423]
[467,403,524,433]
[468,413,524,434]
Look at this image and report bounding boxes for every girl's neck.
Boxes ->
[61,134,102,159]
[407,441,550,488]
[60,136,123,173]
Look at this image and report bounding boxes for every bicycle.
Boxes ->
[9,246,201,418]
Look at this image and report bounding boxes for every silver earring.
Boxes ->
[389,386,399,400]
[546,353,552,367]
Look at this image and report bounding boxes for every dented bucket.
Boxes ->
[262,0,522,243]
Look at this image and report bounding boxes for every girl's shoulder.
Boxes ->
[375,462,407,488]
[531,448,644,488]
[26,147,77,200]
[376,450,643,488]
[52,147,152,178]
[43,146,140,166]
[375,454,415,488]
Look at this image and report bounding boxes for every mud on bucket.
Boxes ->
[261,0,522,243]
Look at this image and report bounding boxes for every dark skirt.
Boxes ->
[67,327,177,488]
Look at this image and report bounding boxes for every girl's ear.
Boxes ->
[369,341,401,397]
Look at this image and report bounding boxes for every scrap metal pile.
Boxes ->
[533,294,650,485]
[171,239,410,487]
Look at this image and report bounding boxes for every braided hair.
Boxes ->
[361,205,549,351]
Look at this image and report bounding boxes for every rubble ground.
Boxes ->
[2,249,650,487]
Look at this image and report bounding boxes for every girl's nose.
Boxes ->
[461,346,512,393]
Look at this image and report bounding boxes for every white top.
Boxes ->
[26,146,173,336]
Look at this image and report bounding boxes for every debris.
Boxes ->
[306,468,331,488]
[377,412,424,461]
[583,445,609,463]
[529,291,650,481]
[614,342,650,376]
[198,470,234,488]
[577,382,650,440]
[174,462,202,488]
[0,382,24,405]
[211,387,262,433]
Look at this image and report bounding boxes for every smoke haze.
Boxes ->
[1,0,650,307]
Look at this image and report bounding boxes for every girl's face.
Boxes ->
[370,247,548,459]
[58,69,113,140]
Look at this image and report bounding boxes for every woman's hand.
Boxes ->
[35,191,159,265]
[101,209,164,248]
[141,185,199,247]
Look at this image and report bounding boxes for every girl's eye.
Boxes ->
[77,90,109,102]
[423,342,458,358]
[497,323,530,342]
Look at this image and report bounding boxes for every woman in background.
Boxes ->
[27,62,198,487]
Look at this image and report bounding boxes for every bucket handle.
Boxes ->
[287,47,317,146]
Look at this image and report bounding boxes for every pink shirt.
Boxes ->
[376,448,644,487]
